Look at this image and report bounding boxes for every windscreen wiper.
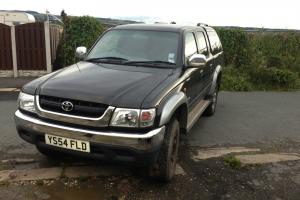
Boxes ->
[124,60,176,67]
[85,57,128,63]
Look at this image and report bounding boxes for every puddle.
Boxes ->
[0,180,121,200]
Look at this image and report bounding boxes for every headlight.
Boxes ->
[110,108,156,128]
[18,92,36,113]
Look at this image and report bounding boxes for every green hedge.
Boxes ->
[216,28,250,68]
[54,16,104,69]
[216,28,300,91]
[250,67,299,89]
[221,66,253,91]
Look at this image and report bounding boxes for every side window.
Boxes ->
[207,30,222,55]
[196,32,209,56]
[184,32,197,61]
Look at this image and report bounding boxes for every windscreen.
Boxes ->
[87,29,179,65]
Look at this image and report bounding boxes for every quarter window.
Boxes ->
[207,31,222,55]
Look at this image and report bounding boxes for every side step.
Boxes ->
[187,100,211,132]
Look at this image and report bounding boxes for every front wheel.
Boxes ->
[150,118,180,182]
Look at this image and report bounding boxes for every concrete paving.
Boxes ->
[236,153,300,164]
[0,77,35,89]
[191,147,260,161]
[0,164,185,182]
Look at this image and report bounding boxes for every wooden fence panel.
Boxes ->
[0,23,13,70]
[15,22,46,70]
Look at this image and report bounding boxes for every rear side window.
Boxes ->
[196,32,209,56]
[184,32,197,60]
[207,30,222,55]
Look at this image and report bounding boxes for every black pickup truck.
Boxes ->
[15,24,223,181]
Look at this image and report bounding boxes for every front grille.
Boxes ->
[39,95,108,118]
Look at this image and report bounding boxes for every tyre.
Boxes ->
[203,86,219,117]
[150,117,180,182]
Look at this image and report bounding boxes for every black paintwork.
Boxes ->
[23,24,224,127]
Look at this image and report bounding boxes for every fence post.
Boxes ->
[44,22,52,73]
[11,26,18,77]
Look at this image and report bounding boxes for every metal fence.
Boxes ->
[0,22,62,77]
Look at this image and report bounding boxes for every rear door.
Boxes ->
[205,29,223,86]
[195,31,212,92]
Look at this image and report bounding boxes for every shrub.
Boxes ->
[249,32,300,71]
[224,156,242,168]
[250,67,299,89]
[266,56,282,68]
[221,67,253,91]
[216,28,250,68]
[54,16,104,69]
[216,29,300,91]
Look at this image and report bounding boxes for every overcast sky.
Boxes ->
[2,0,300,29]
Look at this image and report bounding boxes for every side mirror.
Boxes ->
[188,54,207,67]
[75,46,87,60]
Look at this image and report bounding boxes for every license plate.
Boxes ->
[45,134,90,153]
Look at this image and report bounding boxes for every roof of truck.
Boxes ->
[113,23,210,32]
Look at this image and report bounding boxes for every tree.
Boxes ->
[60,10,67,23]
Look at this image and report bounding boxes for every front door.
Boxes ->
[183,31,204,107]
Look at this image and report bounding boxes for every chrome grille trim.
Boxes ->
[35,95,115,127]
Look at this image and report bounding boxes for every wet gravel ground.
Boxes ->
[0,141,299,200]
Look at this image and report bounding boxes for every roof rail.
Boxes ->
[197,23,209,27]
[155,22,168,24]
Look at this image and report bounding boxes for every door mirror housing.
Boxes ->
[188,54,207,68]
[75,46,87,60]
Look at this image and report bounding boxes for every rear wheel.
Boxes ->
[150,118,180,182]
[204,86,219,116]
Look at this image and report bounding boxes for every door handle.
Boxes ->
[199,69,204,74]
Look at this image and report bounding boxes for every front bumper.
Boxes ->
[15,110,165,164]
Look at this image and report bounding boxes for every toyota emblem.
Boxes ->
[61,101,74,112]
